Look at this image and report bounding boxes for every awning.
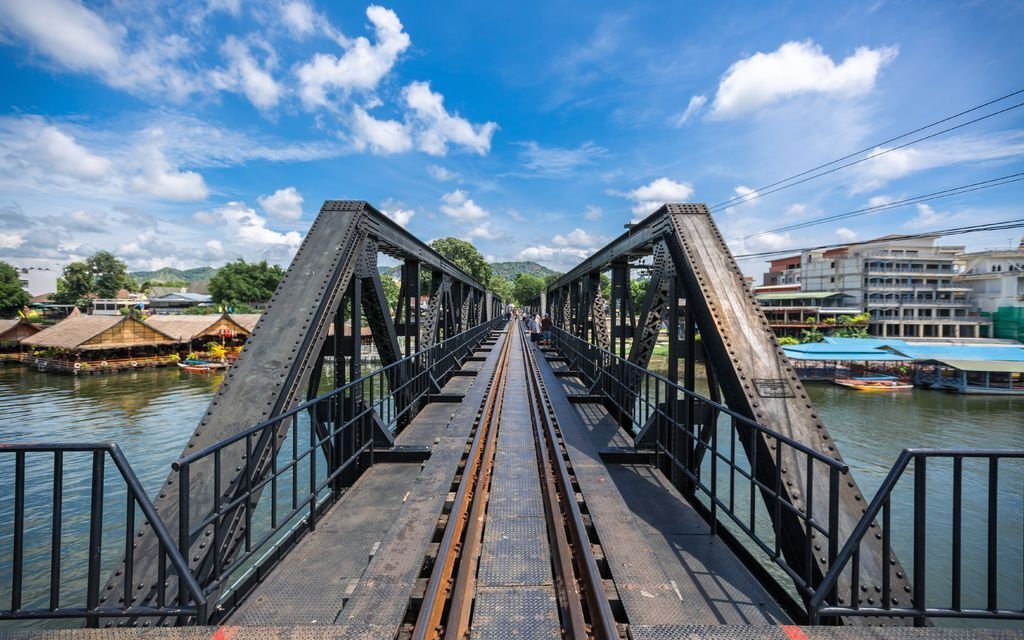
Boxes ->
[926,359,1024,373]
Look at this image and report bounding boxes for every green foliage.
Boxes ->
[543,273,563,288]
[800,327,825,343]
[430,237,492,286]
[88,251,133,297]
[54,261,94,306]
[208,259,284,306]
[490,261,559,281]
[630,280,648,311]
[512,273,545,305]
[181,306,218,315]
[0,261,30,319]
[600,273,611,301]
[129,266,217,286]
[831,326,870,338]
[380,275,400,313]
[489,275,514,304]
[777,336,800,346]
[804,316,817,324]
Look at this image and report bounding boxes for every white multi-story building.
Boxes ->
[955,239,1024,313]
[14,266,58,296]
[761,235,991,339]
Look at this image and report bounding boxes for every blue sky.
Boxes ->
[1,0,1023,281]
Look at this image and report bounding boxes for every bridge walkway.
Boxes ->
[225,320,786,636]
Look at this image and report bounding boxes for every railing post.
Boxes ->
[913,456,926,627]
[86,450,105,628]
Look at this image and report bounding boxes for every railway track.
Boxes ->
[407,320,623,639]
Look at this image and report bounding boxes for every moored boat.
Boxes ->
[834,376,913,391]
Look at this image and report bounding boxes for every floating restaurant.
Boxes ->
[783,336,1024,394]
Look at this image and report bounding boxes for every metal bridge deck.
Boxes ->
[223,322,787,635]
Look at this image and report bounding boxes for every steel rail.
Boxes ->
[522,331,620,640]
[412,322,514,640]
[444,325,513,638]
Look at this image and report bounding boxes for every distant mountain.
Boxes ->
[130,266,218,284]
[491,261,559,281]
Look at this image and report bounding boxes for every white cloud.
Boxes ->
[835,227,857,241]
[785,203,811,218]
[0,0,202,102]
[730,185,759,208]
[867,195,897,208]
[427,165,459,182]
[465,222,501,241]
[381,205,414,228]
[31,126,113,181]
[619,177,695,221]
[517,140,606,176]
[197,201,302,249]
[281,1,317,38]
[901,203,960,229]
[711,40,897,119]
[440,190,488,221]
[258,186,304,220]
[131,145,209,201]
[553,228,607,247]
[672,94,707,126]
[211,36,282,110]
[0,232,25,249]
[295,5,410,108]
[851,133,1024,193]
[404,81,498,156]
[0,0,121,74]
[506,208,526,222]
[349,105,413,154]
[583,205,602,221]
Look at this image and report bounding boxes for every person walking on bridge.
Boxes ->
[529,313,541,344]
[541,313,552,346]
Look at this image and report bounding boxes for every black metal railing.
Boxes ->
[0,444,207,626]
[172,318,502,611]
[549,327,849,608]
[550,326,1024,625]
[1,318,501,626]
[809,449,1024,625]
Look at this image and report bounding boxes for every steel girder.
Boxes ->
[107,201,492,620]
[545,203,910,622]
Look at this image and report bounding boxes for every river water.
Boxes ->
[0,363,1021,626]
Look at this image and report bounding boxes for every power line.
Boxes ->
[730,172,1024,242]
[708,87,1024,212]
[732,218,1024,260]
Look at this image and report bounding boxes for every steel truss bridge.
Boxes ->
[1,202,1021,640]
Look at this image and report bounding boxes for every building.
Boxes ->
[955,238,1024,341]
[148,292,214,313]
[0,318,41,355]
[755,291,863,338]
[14,266,58,296]
[145,313,252,344]
[19,315,179,373]
[758,235,990,339]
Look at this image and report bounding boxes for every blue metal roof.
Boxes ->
[782,342,911,362]
[788,337,1024,363]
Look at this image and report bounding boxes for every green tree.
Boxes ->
[512,273,545,306]
[209,259,285,306]
[0,261,30,318]
[53,261,94,306]
[630,279,649,311]
[800,327,825,343]
[600,273,611,301]
[489,275,514,305]
[777,336,800,346]
[430,237,492,286]
[380,275,400,313]
[87,251,132,297]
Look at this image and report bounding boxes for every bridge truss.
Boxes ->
[538,203,913,623]
[103,201,502,622]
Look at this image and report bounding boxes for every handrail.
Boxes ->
[550,326,846,470]
[808,448,1024,624]
[0,443,208,625]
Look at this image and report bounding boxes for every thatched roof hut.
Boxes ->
[0,319,41,345]
[21,315,177,351]
[230,313,261,333]
[145,313,251,342]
